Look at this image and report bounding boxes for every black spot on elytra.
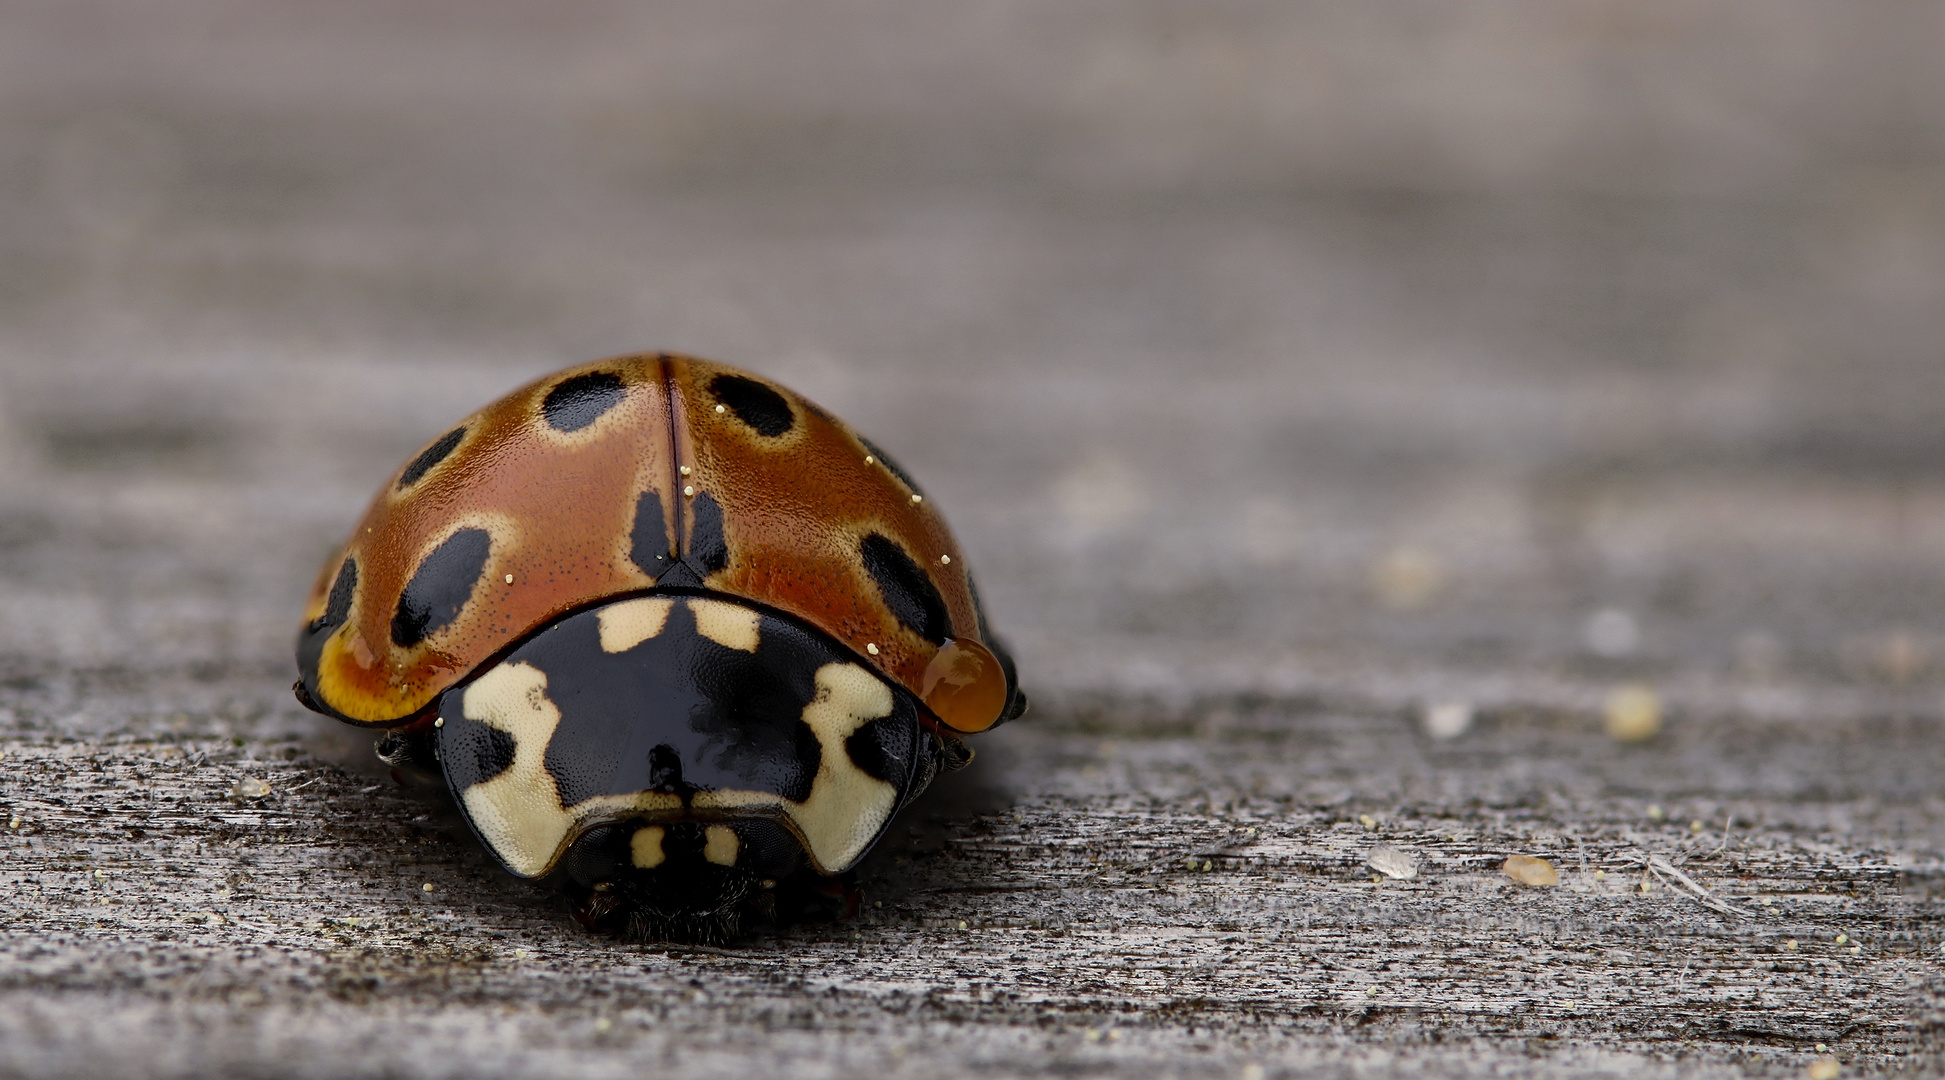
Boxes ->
[965,570,1027,724]
[860,437,926,500]
[436,711,517,788]
[965,568,992,637]
[710,374,794,437]
[630,491,672,576]
[310,557,357,633]
[392,528,492,647]
[542,371,627,432]
[686,490,728,574]
[397,427,466,489]
[859,534,951,645]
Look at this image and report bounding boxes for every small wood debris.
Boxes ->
[229,777,271,799]
[1808,1056,1841,1080]
[1501,854,1558,886]
[1583,607,1639,658]
[1371,546,1444,609]
[1366,844,1418,880]
[1630,851,1745,918]
[1420,701,1473,740]
[1602,684,1662,742]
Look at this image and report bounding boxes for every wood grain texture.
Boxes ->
[1,689,1935,1077]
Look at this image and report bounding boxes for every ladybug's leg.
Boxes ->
[789,870,863,922]
[572,881,623,931]
[372,705,445,787]
[939,735,974,771]
[761,868,863,927]
[373,727,441,788]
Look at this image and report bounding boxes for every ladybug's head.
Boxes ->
[554,819,812,942]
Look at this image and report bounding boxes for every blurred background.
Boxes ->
[1,0,1943,738]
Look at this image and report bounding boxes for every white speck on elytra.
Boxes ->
[866,642,879,655]
[434,717,445,728]
[911,494,923,504]
[940,555,951,565]
[504,574,514,584]
[864,455,875,465]
[679,465,691,476]
[683,486,695,497]
[714,404,726,413]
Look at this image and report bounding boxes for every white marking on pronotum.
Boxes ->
[456,638,899,878]
[703,825,740,867]
[684,662,899,873]
[631,826,666,869]
[596,597,674,654]
[783,662,899,871]
[455,662,572,878]
[691,598,761,652]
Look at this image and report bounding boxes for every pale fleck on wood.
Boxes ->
[1502,854,1560,886]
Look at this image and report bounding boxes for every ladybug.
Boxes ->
[294,354,1025,940]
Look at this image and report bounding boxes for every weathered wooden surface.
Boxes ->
[1,703,1936,1078]
[2,3,1944,1076]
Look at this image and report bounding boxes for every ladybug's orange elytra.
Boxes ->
[296,353,1022,735]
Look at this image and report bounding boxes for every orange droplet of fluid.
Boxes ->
[920,638,1008,733]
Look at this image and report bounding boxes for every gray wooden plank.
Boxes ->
[2,3,1943,1076]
